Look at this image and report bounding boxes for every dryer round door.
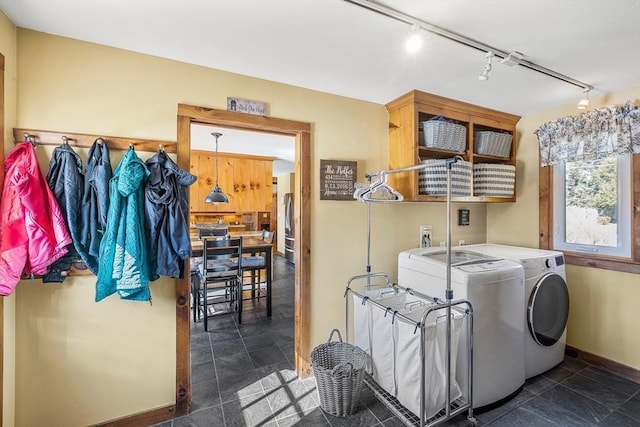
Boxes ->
[527,273,569,347]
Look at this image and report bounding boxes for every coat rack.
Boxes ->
[14,128,177,153]
[13,127,178,279]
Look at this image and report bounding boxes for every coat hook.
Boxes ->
[95,137,106,145]
[62,136,69,145]
[24,133,36,146]
[159,144,165,152]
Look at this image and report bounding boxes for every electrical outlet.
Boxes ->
[459,240,465,246]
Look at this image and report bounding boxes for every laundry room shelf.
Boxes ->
[386,90,521,203]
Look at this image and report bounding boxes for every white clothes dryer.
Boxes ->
[462,244,569,379]
[398,247,525,408]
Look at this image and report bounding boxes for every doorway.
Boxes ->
[175,105,312,415]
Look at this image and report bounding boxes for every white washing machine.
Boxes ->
[462,244,569,379]
[398,247,525,408]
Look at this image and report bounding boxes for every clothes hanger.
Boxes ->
[359,174,404,203]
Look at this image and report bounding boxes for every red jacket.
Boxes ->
[0,142,72,295]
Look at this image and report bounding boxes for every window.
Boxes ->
[552,155,631,257]
[540,154,640,274]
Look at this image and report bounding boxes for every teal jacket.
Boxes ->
[96,148,151,302]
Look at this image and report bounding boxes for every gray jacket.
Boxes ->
[43,143,84,282]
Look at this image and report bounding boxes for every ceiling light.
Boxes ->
[406,23,422,53]
[577,90,590,110]
[204,132,229,204]
[478,52,493,81]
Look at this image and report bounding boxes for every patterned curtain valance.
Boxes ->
[535,101,640,167]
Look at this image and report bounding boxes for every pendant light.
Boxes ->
[204,132,229,204]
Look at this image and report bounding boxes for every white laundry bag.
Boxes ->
[353,289,425,397]
[352,288,397,361]
[395,305,463,420]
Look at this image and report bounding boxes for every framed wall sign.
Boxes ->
[226,97,267,116]
[320,159,357,200]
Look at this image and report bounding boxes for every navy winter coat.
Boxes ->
[79,139,112,274]
[144,151,196,280]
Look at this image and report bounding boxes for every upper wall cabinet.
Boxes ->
[386,90,521,202]
[190,150,274,213]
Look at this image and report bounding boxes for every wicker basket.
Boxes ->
[474,131,513,157]
[473,163,516,198]
[418,159,472,196]
[420,118,466,153]
[311,329,368,417]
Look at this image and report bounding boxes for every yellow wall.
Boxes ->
[1,10,17,427]
[12,29,489,425]
[488,85,640,369]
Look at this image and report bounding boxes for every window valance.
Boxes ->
[535,101,640,167]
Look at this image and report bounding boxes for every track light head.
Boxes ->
[478,51,493,81]
[577,89,590,110]
[406,23,422,53]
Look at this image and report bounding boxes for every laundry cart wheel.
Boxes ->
[467,416,478,426]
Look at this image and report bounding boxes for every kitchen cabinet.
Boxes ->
[190,150,274,213]
[386,90,521,202]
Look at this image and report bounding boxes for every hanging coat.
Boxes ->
[96,148,150,302]
[0,142,72,295]
[42,142,84,283]
[79,139,112,274]
[144,150,196,280]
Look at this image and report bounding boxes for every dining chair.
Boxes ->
[241,230,274,302]
[197,236,243,330]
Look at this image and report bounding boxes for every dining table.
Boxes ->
[190,235,273,317]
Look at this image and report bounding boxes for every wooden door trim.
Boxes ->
[1,52,5,427]
[175,105,312,416]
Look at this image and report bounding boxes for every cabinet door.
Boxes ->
[190,152,215,212]
[233,157,251,212]
[216,156,235,212]
[263,160,274,212]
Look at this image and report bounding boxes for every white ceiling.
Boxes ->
[1,0,639,167]
[191,124,295,176]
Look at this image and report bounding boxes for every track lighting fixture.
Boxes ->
[343,0,594,93]
[478,52,493,81]
[577,89,590,110]
[406,23,422,53]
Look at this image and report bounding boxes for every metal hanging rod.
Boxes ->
[343,0,594,91]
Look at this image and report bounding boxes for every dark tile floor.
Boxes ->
[154,255,640,426]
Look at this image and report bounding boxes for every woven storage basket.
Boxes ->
[311,329,368,417]
[420,118,466,153]
[418,159,472,196]
[473,163,516,198]
[474,131,513,157]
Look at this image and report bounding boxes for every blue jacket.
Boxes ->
[43,143,84,282]
[144,151,196,280]
[80,139,112,274]
[96,148,150,302]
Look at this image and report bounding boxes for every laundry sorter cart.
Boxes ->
[344,272,476,427]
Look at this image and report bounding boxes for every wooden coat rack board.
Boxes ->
[13,128,177,153]
[12,128,178,279]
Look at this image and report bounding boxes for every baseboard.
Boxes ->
[93,404,176,427]
[566,345,640,383]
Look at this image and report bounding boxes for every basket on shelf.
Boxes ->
[473,163,516,198]
[420,117,466,153]
[418,159,472,196]
[311,329,368,417]
[474,131,513,158]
